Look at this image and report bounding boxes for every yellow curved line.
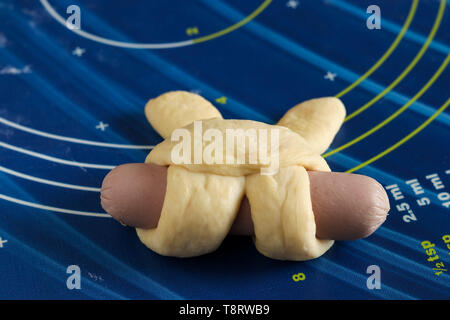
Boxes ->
[193,0,272,44]
[346,98,450,173]
[323,53,450,158]
[344,0,446,122]
[40,0,272,49]
[335,0,419,98]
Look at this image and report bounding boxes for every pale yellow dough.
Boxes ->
[145,91,223,139]
[137,165,245,257]
[137,91,346,260]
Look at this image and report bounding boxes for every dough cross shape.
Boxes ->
[137,91,346,260]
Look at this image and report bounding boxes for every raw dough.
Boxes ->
[145,91,223,139]
[278,97,346,154]
[137,91,346,260]
[137,165,245,257]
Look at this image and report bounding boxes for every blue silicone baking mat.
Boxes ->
[0,0,449,299]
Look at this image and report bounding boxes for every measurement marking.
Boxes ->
[426,173,445,190]
[0,193,110,218]
[346,98,450,173]
[292,272,306,282]
[193,0,272,44]
[0,165,101,192]
[335,0,418,98]
[186,27,199,36]
[0,141,115,170]
[0,116,153,149]
[343,0,446,122]
[215,96,227,104]
[40,0,272,49]
[324,53,450,158]
[433,267,447,272]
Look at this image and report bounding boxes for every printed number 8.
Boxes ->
[292,273,306,282]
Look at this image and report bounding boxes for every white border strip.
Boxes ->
[0,141,116,170]
[0,165,101,192]
[0,117,154,149]
[0,193,110,218]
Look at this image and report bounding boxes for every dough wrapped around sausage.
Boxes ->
[137,91,345,260]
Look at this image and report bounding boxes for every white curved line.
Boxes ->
[0,117,154,149]
[0,165,101,192]
[0,141,116,170]
[0,193,110,218]
[40,0,195,49]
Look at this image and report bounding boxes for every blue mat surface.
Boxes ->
[0,0,449,299]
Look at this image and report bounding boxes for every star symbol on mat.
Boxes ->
[324,71,337,81]
[0,237,7,248]
[72,47,86,57]
[95,121,109,131]
[286,0,299,9]
[0,65,31,75]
